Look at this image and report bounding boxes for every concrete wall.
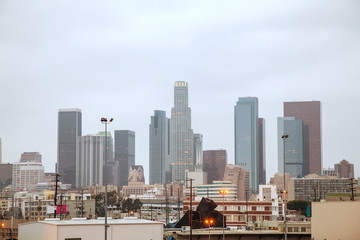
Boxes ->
[312,201,360,240]
[19,222,57,240]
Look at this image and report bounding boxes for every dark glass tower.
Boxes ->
[57,108,82,188]
[114,130,135,188]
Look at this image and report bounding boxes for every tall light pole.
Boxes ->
[205,219,213,240]
[219,189,228,240]
[282,134,288,240]
[101,117,113,240]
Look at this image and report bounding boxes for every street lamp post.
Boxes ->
[282,134,288,240]
[219,189,228,240]
[205,219,213,240]
[101,117,113,240]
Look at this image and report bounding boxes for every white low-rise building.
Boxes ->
[19,217,163,240]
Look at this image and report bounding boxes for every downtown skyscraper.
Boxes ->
[234,97,265,192]
[277,117,304,178]
[284,101,322,175]
[57,108,82,187]
[114,130,135,188]
[149,110,171,185]
[75,132,113,188]
[171,81,194,182]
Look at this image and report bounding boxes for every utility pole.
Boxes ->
[350,178,355,201]
[37,199,41,221]
[165,188,169,225]
[53,173,60,218]
[186,178,193,240]
[178,188,181,222]
[245,189,248,227]
[81,189,84,217]
[11,196,14,240]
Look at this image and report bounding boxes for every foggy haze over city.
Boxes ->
[1,0,359,183]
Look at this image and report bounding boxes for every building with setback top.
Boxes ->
[171,81,194,182]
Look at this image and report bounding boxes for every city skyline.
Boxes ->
[1,1,359,183]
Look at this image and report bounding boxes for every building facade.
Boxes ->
[195,181,237,200]
[114,130,135,188]
[76,132,114,188]
[183,199,279,226]
[287,175,352,201]
[20,152,42,163]
[284,101,322,175]
[278,117,304,178]
[203,150,227,184]
[171,81,194,182]
[149,110,171,185]
[258,118,266,185]
[223,164,250,201]
[234,97,259,191]
[12,161,44,191]
[334,159,354,178]
[58,108,82,188]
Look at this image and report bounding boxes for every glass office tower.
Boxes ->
[278,117,304,178]
[149,110,171,185]
[234,97,258,192]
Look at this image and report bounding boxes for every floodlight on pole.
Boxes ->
[101,117,113,240]
[281,134,288,240]
[219,189,228,240]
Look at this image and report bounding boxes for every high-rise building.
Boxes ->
[278,117,304,178]
[335,159,354,178]
[0,137,2,163]
[0,163,12,190]
[20,152,42,163]
[203,150,227,184]
[234,97,259,191]
[76,132,113,188]
[12,153,44,191]
[58,108,82,188]
[114,130,135,188]
[171,81,194,182]
[258,118,266,184]
[223,164,250,201]
[284,101,322,175]
[193,133,203,169]
[149,110,171,185]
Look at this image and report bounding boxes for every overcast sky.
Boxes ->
[0,0,359,183]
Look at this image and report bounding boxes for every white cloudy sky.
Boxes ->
[0,0,359,183]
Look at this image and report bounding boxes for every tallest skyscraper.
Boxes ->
[171,81,194,182]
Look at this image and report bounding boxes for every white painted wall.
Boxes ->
[19,222,57,240]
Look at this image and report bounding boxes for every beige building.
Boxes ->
[19,218,163,240]
[270,172,290,195]
[287,175,352,201]
[223,164,250,200]
[312,201,360,240]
